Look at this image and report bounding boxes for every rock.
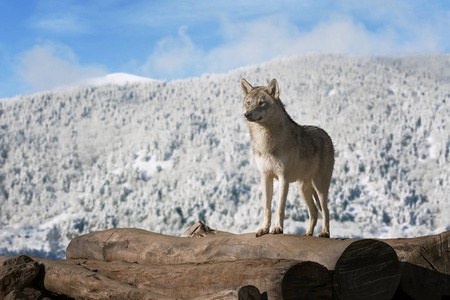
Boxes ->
[5,290,28,300]
[0,255,41,298]
[4,287,47,300]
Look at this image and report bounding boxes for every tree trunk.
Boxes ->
[75,258,330,299]
[32,256,174,300]
[66,227,400,300]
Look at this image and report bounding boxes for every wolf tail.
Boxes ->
[313,189,322,212]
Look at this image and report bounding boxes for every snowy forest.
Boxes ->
[0,54,449,259]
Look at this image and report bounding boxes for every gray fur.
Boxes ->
[241,78,335,237]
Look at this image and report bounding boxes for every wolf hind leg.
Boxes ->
[313,189,322,212]
[297,180,317,236]
[312,177,331,238]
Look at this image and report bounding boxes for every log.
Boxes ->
[76,258,331,299]
[1,255,263,300]
[383,231,450,300]
[180,223,450,299]
[31,256,175,300]
[67,227,400,299]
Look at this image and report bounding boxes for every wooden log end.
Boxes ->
[282,261,332,300]
[238,285,262,300]
[66,233,104,260]
[192,285,261,300]
[400,230,450,299]
[334,239,401,300]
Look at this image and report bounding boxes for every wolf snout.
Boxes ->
[244,112,253,119]
[245,112,261,122]
[244,111,259,121]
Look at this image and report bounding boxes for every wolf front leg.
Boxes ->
[256,174,273,237]
[272,177,289,234]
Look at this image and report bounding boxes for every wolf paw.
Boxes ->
[319,232,330,238]
[256,228,269,237]
[271,226,283,234]
[302,232,313,237]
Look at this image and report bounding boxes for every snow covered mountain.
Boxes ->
[1,54,449,259]
[77,73,160,87]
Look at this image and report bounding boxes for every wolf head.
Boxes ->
[241,78,281,123]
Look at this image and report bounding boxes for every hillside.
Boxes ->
[0,54,449,258]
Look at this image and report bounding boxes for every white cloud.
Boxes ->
[141,26,204,79]
[18,43,107,93]
[33,14,88,34]
[141,12,446,80]
[204,16,298,73]
[291,17,396,54]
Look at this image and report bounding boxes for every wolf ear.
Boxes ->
[267,78,279,99]
[241,78,253,98]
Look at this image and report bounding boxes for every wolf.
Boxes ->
[241,78,335,238]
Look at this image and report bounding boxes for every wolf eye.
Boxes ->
[259,101,265,106]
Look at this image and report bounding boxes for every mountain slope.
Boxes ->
[77,73,159,87]
[0,54,449,258]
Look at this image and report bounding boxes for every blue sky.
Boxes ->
[1,0,449,99]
